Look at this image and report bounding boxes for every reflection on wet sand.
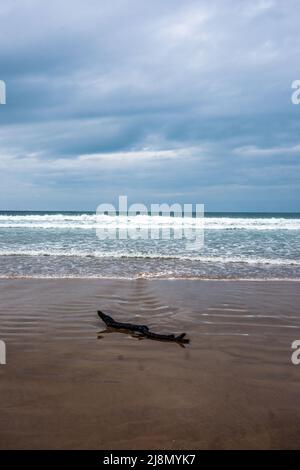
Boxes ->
[0,279,300,449]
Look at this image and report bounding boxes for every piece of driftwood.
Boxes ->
[98,311,190,344]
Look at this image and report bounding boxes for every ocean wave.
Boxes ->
[0,249,299,265]
[0,214,299,230]
[0,274,299,281]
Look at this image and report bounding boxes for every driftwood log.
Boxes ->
[98,311,190,344]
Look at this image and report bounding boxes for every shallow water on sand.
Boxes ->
[0,279,300,449]
[1,279,300,343]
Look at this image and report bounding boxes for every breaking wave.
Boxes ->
[0,213,300,230]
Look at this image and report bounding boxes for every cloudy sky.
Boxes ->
[0,0,299,211]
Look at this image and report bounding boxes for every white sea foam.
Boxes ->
[0,213,299,230]
[0,249,299,265]
[0,274,300,281]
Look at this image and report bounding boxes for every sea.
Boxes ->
[0,211,300,279]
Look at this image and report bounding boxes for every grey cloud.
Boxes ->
[0,0,300,210]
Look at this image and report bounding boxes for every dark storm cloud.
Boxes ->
[0,0,300,210]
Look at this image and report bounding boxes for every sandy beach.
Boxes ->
[0,278,300,449]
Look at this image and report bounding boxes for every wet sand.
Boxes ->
[0,278,300,449]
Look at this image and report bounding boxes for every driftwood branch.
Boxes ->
[98,311,190,345]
